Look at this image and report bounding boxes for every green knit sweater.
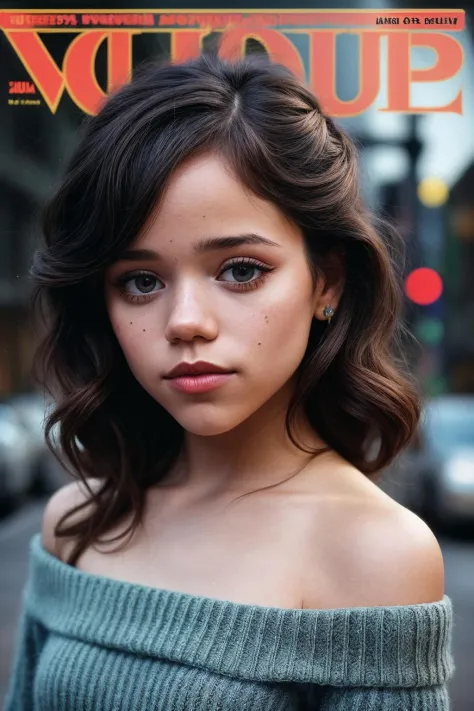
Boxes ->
[5,532,455,710]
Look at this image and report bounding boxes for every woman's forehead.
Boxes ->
[135,155,303,250]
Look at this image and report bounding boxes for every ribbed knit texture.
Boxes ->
[4,532,455,710]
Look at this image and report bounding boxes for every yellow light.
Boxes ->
[417,177,449,207]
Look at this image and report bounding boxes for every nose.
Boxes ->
[164,279,219,344]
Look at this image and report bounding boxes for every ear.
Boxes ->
[313,248,346,322]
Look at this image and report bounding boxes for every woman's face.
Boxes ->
[104,152,328,436]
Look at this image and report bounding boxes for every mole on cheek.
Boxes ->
[258,342,261,346]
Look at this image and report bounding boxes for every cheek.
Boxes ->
[257,287,314,349]
[248,294,314,386]
[107,305,154,372]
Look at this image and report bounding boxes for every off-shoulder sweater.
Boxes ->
[4,532,455,710]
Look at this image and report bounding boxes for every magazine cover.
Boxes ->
[1,3,473,710]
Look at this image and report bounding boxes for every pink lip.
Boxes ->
[167,373,234,394]
[164,360,233,379]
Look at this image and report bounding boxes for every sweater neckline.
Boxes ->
[25,532,454,688]
[33,531,446,615]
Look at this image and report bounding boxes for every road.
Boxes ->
[1,498,473,709]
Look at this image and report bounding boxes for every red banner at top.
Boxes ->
[0,9,466,31]
[2,8,466,116]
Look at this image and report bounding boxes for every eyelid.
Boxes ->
[218,256,271,273]
[113,268,158,286]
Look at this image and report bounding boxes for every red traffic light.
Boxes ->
[404,268,443,306]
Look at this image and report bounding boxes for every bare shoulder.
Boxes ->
[301,464,445,609]
[41,477,101,560]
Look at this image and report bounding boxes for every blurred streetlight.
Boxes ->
[417,177,449,208]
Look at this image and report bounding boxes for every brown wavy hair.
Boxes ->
[31,51,421,567]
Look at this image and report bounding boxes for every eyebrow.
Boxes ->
[115,233,281,262]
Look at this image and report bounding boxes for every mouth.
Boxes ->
[163,361,236,379]
[164,370,236,394]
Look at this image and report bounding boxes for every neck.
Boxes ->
[160,383,330,500]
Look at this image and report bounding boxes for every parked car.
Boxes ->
[9,393,68,496]
[386,395,474,530]
[0,402,36,512]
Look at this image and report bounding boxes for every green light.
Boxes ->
[415,317,444,346]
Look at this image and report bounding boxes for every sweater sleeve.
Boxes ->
[296,595,454,711]
[3,599,49,711]
[312,683,451,710]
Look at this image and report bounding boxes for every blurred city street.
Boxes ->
[1,498,473,710]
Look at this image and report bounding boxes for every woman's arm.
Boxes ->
[4,485,72,710]
[4,602,49,710]
[298,502,454,710]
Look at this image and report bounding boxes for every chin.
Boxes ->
[166,404,253,437]
[174,415,242,437]
[183,423,236,437]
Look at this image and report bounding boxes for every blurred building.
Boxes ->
[0,52,74,394]
[445,162,474,392]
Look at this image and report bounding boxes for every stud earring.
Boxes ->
[323,305,335,325]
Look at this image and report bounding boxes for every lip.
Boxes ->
[164,361,235,379]
[166,372,235,394]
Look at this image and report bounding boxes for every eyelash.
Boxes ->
[113,258,274,303]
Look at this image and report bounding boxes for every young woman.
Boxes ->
[5,52,454,710]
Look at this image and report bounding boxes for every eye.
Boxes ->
[127,273,160,294]
[218,258,273,285]
[114,271,162,301]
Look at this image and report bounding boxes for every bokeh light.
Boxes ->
[405,268,443,305]
[417,177,449,207]
[415,317,444,346]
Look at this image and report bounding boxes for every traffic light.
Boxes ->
[404,267,443,306]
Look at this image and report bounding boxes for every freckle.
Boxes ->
[169,240,173,243]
